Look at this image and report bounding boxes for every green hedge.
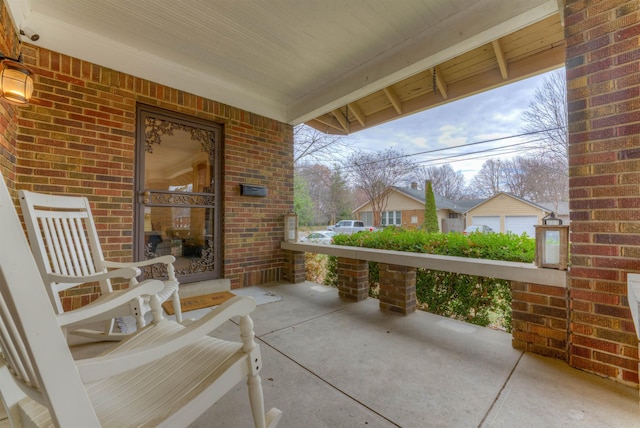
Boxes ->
[328,228,536,331]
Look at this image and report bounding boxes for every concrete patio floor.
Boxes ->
[60,281,640,427]
[187,281,639,428]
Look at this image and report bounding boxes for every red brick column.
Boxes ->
[565,0,640,385]
[378,263,417,315]
[337,258,369,301]
[282,250,306,284]
[511,281,568,360]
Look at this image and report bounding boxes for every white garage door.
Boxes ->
[472,216,500,232]
[505,216,537,236]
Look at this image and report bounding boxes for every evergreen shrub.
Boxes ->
[329,228,536,331]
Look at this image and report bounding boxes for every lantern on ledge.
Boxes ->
[284,212,298,242]
[535,212,569,270]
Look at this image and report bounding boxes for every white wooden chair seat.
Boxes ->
[0,172,281,427]
[14,300,281,427]
[19,189,184,339]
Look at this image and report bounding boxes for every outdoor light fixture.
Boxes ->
[0,53,33,105]
[284,212,298,242]
[535,212,569,270]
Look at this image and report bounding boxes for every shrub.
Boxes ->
[328,228,534,331]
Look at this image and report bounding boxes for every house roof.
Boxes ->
[463,192,554,214]
[7,0,564,131]
[537,201,570,216]
[388,186,484,214]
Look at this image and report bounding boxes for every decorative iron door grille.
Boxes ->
[135,105,222,283]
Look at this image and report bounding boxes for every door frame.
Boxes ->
[134,104,224,282]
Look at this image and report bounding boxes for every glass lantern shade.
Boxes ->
[284,212,298,242]
[535,225,569,270]
[0,59,33,105]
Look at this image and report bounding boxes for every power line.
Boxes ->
[338,127,563,171]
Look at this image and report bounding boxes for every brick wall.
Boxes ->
[0,2,20,188]
[511,281,568,360]
[565,0,640,385]
[10,41,292,299]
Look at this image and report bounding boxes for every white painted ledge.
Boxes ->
[281,242,567,288]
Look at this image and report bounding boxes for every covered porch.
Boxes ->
[0,0,638,423]
[66,281,639,427]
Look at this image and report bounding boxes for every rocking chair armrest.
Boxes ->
[57,279,165,328]
[103,255,176,269]
[76,296,257,382]
[48,267,141,284]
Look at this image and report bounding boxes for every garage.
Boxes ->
[505,216,538,236]
[471,216,500,232]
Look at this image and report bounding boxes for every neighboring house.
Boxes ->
[353,182,480,232]
[465,192,570,236]
[354,185,570,236]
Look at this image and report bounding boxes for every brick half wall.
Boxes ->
[512,281,568,360]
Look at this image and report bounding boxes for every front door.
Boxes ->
[135,105,222,283]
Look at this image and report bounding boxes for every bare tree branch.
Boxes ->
[344,148,414,226]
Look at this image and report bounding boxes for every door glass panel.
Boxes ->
[136,108,221,283]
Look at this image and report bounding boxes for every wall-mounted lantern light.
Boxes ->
[535,212,569,270]
[0,54,33,105]
[284,212,298,242]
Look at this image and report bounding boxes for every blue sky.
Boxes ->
[345,70,555,181]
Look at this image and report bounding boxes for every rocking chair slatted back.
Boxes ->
[19,191,110,313]
[20,189,184,335]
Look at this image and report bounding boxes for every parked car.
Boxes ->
[299,230,336,244]
[463,224,495,234]
[327,220,376,234]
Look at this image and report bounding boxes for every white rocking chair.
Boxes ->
[19,189,183,340]
[0,173,282,427]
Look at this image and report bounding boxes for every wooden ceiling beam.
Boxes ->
[492,39,509,80]
[312,114,346,134]
[348,102,366,127]
[306,43,565,135]
[331,109,349,133]
[433,66,448,99]
[383,87,403,114]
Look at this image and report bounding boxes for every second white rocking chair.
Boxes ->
[19,189,183,340]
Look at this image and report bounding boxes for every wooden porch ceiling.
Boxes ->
[306,14,565,135]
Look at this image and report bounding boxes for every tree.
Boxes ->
[423,180,439,232]
[470,159,503,197]
[293,124,347,165]
[327,167,352,224]
[296,163,352,225]
[521,70,568,169]
[344,148,414,227]
[293,175,314,226]
[407,164,466,200]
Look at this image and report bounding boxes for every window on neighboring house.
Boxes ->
[360,211,373,227]
[381,211,402,226]
[411,215,418,224]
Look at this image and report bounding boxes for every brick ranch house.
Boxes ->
[0,0,639,391]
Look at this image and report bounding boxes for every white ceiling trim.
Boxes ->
[9,4,289,121]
